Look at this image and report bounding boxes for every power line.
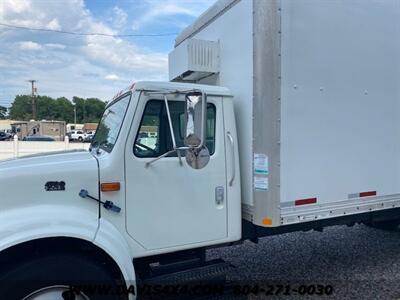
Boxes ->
[0,22,177,37]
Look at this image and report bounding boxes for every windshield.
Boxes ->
[92,93,131,153]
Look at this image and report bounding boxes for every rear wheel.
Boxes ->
[0,254,127,300]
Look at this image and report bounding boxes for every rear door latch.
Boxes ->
[79,189,121,213]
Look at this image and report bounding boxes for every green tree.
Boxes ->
[72,96,86,123]
[72,97,105,123]
[9,95,32,120]
[54,97,74,123]
[84,98,106,123]
[36,95,57,121]
[9,95,105,123]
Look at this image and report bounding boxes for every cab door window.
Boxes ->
[134,100,216,158]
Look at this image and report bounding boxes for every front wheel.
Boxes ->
[0,254,127,300]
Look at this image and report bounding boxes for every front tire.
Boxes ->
[0,254,127,300]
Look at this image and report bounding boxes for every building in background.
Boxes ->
[82,123,98,133]
[139,126,158,138]
[0,120,19,132]
[12,120,66,141]
[66,123,84,133]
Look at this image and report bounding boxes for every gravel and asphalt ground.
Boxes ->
[208,224,400,299]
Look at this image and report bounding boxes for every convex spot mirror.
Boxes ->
[186,146,210,169]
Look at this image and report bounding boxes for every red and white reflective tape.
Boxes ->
[348,191,377,199]
[282,190,378,209]
[295,197,317,206]
[281,197,318,208]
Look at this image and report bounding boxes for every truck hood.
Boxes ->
[0,150,100,212]
[0,150,90,167]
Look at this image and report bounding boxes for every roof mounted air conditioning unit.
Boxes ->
[169,39,219,82]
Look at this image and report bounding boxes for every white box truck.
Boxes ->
[0,0,399,299]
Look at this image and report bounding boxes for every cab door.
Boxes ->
[125,93,227,250]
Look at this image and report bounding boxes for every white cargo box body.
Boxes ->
[170,0,400,227]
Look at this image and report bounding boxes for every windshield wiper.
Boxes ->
[90,140,108,154]
[89,141,98,152]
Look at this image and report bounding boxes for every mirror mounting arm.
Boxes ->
[145,146,190,168]
[145,149,175,168]
[144,89,208,169]
[196,91,207,150]
[145,95,187,168]
[163,95,183,166]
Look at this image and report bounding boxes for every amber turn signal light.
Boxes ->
[101,182,121,192]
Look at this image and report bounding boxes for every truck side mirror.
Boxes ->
[184,91,206,149]
[184,91,210,169]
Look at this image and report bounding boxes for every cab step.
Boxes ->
[141,259,231,285]
[137,259,233,299]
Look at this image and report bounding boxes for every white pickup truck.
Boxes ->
[1,0,400,299]
[69,130,87,142]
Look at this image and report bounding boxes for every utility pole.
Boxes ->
[73,105,77,127]
[27,80,37,120]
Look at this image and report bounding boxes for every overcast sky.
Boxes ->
[0,0,214,107]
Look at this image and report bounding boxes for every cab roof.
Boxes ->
[135,81,232,96]
[110,81,232,102]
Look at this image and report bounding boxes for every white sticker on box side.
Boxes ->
[254,153,268,175]
[254,176,269,191]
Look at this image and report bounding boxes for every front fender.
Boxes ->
[0,205,99,251]
[0,205,136,299]
[94,218,136,290]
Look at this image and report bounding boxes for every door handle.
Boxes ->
[227,131,235,186]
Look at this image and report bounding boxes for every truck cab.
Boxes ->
[92,81,241,255]
[0,81,241,299]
